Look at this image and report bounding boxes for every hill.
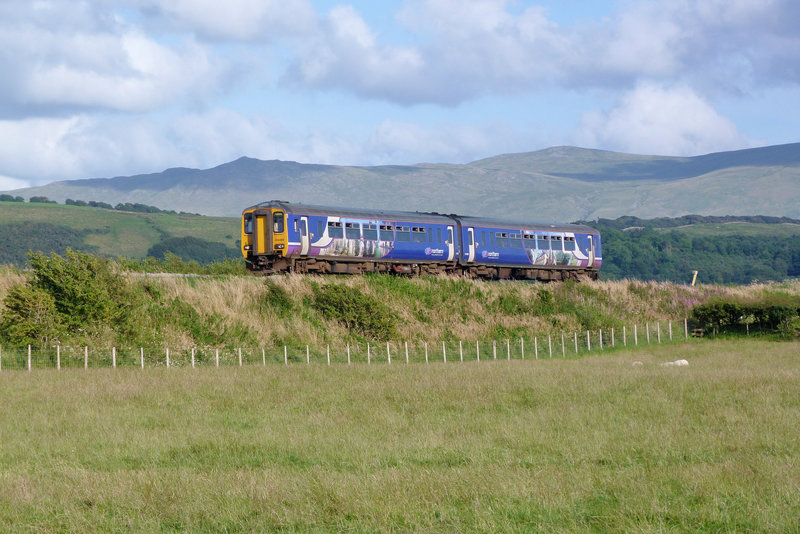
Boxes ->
[3,143,799,220]
[0,201,239,265]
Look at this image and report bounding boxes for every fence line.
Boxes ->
[0,319,693,371]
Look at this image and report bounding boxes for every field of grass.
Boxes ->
[0,201,238,258]
[0,339,798,531]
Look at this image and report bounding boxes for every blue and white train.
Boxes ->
[241,201,601,280]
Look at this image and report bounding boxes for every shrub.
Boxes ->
[0,284,63,346]
[312,283,395,340]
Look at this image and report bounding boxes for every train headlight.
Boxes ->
[275,244,285,249]
[244,245,252,251]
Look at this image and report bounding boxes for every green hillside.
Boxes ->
[0,201,240,265]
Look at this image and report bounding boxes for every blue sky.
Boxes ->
[1,0,798,190]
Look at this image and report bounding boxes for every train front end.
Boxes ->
[241,202,289,272]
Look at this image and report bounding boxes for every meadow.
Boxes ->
[0,339,798,532]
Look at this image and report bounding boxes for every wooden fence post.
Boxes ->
[367,343,371,365]
[646,323,650,344]
[599,330,603,350]
[84,346,88,369]
[263,347,266,366]
[476,340,480,361]
[347,343,351,365]
[587,331,591,351]
[611,328,615,347]
[28,345,31,372]
[405,341,409,364]
[657,323,661,343]
[112,347,116,368]
[507,339,511,360]
[57,345,61,370]
[520,337,524,359]
[534,336,538,360]
[305,346,309,365]
[460,340,463,362]
[443,341,447,363]
[327,345,331,366]
[634,325,638,345]
[623,326,627,346]
[191,348,195,369]
[387,342,391,365]
[284,346,288,365]
[574,332,578,353]
[141,347,144,369]
[0,344,3,372]
[684,317,688,340]
[561,334,565,357]
[424,342,428,364]
[216,348,220,367]
[240,348,244,367]
[166,348,170,369]
[547,335,552,358]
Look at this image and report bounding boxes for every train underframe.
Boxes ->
[247,254,598,281]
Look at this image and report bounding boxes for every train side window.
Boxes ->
[564,236,576,251]
[412,227,427,243]
[496,232,508,248]
[437,228,442,242]
[274,212,285,233]
[481,231,486,246]
[537,235,549,250]
[327,221,343,238]
[379,224,394,241]
[345,222,361,239]
[317,220,325,237]
[244,213,253,234]
[551,235,563,250]
[523,234,535,248]
[396,225,411,242]
[490,232,495,247]
[509,233,522,248]
[363,224,377,240]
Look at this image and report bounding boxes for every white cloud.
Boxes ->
[573,83,756,156]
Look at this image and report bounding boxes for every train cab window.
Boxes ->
[537,235,550,250]
[363,224,377,240]
[509,233,522,248]
[345,222,361,239]
[564,236,576,251]
[523,234,535,248]
[273,212,285,233]
[379,224,394,240]
[396,226,411,242]
[551,235,563,250]
[412,227,427,243]
[496,232,508,248]
[244,213,253,234]
[327,221,343,238]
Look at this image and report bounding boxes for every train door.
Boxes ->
[299,216,310,255]
[588,235,596,267]
[446,226,455,261]
[253,210,270,255]
[466,227,476,262]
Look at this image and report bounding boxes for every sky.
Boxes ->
[1,0,799,190]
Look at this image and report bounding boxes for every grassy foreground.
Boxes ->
[1,339,798,532]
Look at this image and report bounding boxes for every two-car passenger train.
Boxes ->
[241,201,601,280]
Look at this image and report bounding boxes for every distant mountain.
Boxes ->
[4,143,800,221]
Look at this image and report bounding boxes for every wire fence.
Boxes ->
[0,319,692,371]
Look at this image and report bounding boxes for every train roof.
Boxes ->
[245,201,598,234]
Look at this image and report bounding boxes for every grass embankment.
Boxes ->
[0,340,798,531]
[2,263,800,350]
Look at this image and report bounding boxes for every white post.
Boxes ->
[112,346,116,368]
[548,335,552,358]
[305,345,309,365]
[284,346,288,365]
[347,343,351,365]
[634,325,638,345]
[520,337,524,359]
[191,348,195,369]
[507,339,511,360]
[405,341,409,364]
[587,331,591,351]
[669,321,673,341]
[84,346,88,369]
[166,348,170,369]
[623,326,627,346]
[386,342,391,365]
[657,323,661,343]
[443,341,446,363]
[561,334,565,357]
[611,328,615,347]
[574,332,578,353]
[459,340,463,362]
[263,347,266,366]
[534,336,538,360]
[28,345,31,371]
[599,330,603,350]
[0,344,2,372]
[476,340,479,361]
[57,345,61,370]
[646,323,650,344]
[367,342,371,365]
[216,348,220,367]
[327,345,331,366]
[684,317,688,340]
[141,347,144,369]
[492,340,497,360]
[240,348,244,367]
[424,342,428,364]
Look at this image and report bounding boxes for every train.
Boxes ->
[241,201,601,280]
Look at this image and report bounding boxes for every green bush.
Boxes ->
[262,279,293,316]
[692,297,800,338]
[0,284,63,346]
[312,284,395,340]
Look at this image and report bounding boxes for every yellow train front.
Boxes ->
[240,202,290,272]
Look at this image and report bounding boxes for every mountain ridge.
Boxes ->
[4,143,799,220]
